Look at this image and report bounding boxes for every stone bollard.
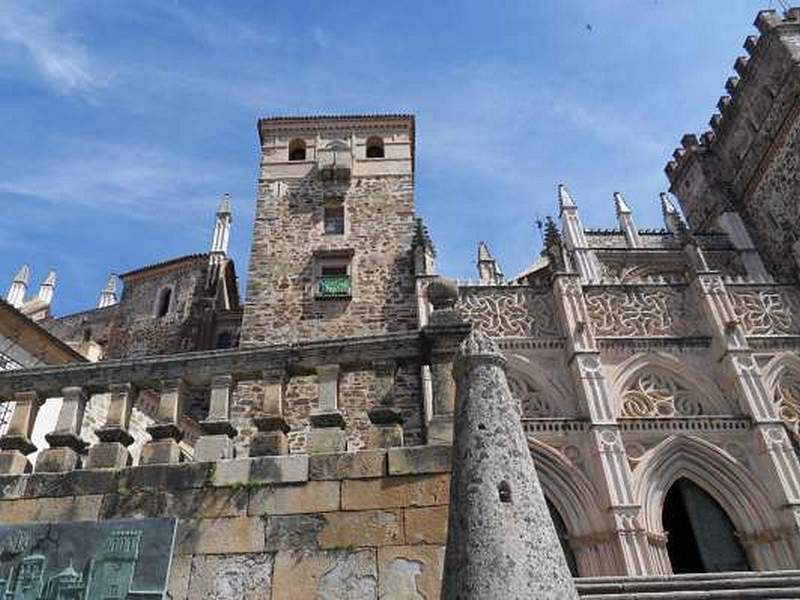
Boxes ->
[441,330,579,600]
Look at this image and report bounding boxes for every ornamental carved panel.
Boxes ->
[774,371,800,441]
[457,288,561,338]
[728,288,800,335]
[621,372,705,418]
[508,375,555,418]
[584,287,694,337]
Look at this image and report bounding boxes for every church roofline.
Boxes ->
[0,299,87,364]
[119,253,209,282]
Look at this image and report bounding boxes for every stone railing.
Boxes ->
[0,330,449,476]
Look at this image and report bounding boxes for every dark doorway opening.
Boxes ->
[546,498,579,577]
[662,478,751,574]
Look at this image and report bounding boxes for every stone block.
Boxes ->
[369,424,404,449]
[25,469,117,498]
[341,474,450,511]
[405,506,449,545]
[309,450,387,480]
[194,434,235,462]
[426,416,453,446]
[167,486,249,519]
[174,517,265,555]
[119,462,213,492]
[0,475,28,500]
[249,430,288,456]
[167,555,191,600]
[249,480,340,516]
[265,510,404,551]
[34,447,81,473]
[249,455,309,485]
[388,445,452,476]
[378,545,445,600]
[0,450,31,475]
[101,491,167,519]
[85,442,131,470]
[211,458,251,487]
[272,549,377,599]
[187,553,274,600]
[0,495,103,525]
[139,439,182,465]
[308,428,347,454]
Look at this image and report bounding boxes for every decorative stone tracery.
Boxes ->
[621,372,705,418]
[457,289,560,338]
[728,288,800,335]
[584,288,693,337]
[508,375,554,418]
[774,371,800,440]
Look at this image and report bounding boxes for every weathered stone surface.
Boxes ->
[187,553,274,599]
[368,423,404,449]
[85,441,131,470]
[174,516,265,555]
[34,447,81,473]
[0,450,32,475]
[388,445,451,476]
[101,490,167,519]
[25,469,117,498]
[210,457,251,487]
[249,480,340,516]
[0,475,28,500]
[308,427,348,454]
[119,462,212,492]
[441,331,578,599]
[379,545,445,600]
[405,506,449,545]
[426,416,453,446]
[309,450,387,480]
[342,474,449,511]
[265,509,404,550]
[0,494,103,524]
[167,555,191,600]
[249,430,288,457]
[250,454,309,484]
[139,439,182,465]
[194,434,235,462]
[166,486,249,518]
[272,548,378,600]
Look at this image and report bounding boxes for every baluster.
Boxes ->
[0,390,43,475]
[141,378,186,465]
[367,359,404,448]
[250,369,291,456]
[308,364,347,453]
[37,386,89,472]
[85,382,136,469]
[196,375,238,461]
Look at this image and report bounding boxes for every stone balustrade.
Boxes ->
[0,330,441,475]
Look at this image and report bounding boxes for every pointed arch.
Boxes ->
[611,352,732,417]
[762,353,800,440]
[507,353,578,417]
[633,434,793,570]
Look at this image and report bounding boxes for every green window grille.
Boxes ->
[318,275,351,297]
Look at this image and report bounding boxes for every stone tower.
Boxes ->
[239,115,419,346]
[666,9,800,281]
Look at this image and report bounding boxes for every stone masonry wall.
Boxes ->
[0,445,451,600]
[240,174,419,346]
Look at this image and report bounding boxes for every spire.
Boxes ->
[6,264,29,308]
[210,193,232,264]
[660,192,687,235]
[614,192,640,248]
[37,270,56,305]
[413,217,436,276]
[557,184,576,214]
[97,274,118,308]
[477,242,503,284]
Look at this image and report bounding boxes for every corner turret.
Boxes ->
[6,264,29,308]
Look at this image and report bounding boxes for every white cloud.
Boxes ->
[0,2,104,95]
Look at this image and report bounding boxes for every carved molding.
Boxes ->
[621,372,705,418]
[728,288,800,335]
[774,371,800,441]
[585,288,694,337]
[508,375,556,418]
[457,288,561,338]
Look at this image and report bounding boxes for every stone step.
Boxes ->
[577,571,800,599]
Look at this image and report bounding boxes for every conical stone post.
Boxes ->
[441,330,579,600]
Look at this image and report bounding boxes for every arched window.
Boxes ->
[156,287,172,318]
[546,498,578,577]
[662,478,750,574]
[366,136,384,158]
[288,139,306,161]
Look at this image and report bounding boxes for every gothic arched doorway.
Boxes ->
[546,498,579,577]
[662,478,751,573]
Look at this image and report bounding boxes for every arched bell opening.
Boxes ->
[545,497,579,577]
[662,478,751,574]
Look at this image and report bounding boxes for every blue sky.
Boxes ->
[0,0,782,316]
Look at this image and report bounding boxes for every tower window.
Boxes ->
[289,139,307,161]
[366,136,384,158]
[317,263,351,298]
[155,287,172,318]
[324,202,345,235]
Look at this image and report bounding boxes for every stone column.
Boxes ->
[367,359,404,448]
[196,375,238,461]
[441,330,579,600]
[86,382,136,469]
[250,370,291,457]
[37,386,89,472]
[308,364,347,453]
[141,378,187,465]
[423,277,470,445]
[0,390,43,475]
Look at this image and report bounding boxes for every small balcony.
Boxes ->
[317,274,351,299]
